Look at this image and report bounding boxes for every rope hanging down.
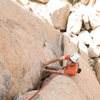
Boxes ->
[29,74,57,100]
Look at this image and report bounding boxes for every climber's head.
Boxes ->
[70,54,79,63]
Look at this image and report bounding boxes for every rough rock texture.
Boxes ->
[71,56,100,100]
[0,0,61,99]
[15,75,87,100]
[30,0,49,4]
[63,34,100,100]
[67,12,82,34]
[0,60,12,100]
[50,3,70,30]
[89,14,100,29]
[78,40,89,62]
[82,14,91,30]
[94,58,100,83]
[88,44,100,57]
[90,27,100,46]
[1,0,100,100]
[78,31,92,45]
[81,0,90,5]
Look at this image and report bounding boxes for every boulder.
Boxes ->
[0,60,12,100]
[81,0,90,5]
[88,44,100,58]
[89,14,100,29]
[78,31,92,45]
[90,27,100,46]
[78,41,89,63]
[63,33,78,54]
[71,56,100,100]
[0,0,61,99]
[94,58,100,83]
[63,33,79,65]
[67,12,82,35]
[82,15,91,30]
[12,0,52,24]
[12,91,37,100]
[88,58,95,69]
[63,34,100,100]
[15,75,87,100]
[50,3,70,30]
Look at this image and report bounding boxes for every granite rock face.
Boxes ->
[0,0,100,100]
[0,0,61,99]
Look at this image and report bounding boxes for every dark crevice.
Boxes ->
[60,29,66,32]
[77,42,81,55]
[28,33,64,92]
[85,44,89,48]
[43,42,46,47]
[34,35,63,90]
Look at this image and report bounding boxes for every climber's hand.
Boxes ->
[41,62,46,67]
[41,67,46,72]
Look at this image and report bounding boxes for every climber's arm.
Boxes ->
[41,67,64,75]
[47,69,64,75]
[42,56,65,67]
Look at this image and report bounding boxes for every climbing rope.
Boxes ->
[29,74,58,100]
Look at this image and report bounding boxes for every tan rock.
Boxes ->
[88,44,100,57]
[89,14,100,29]
[78,31,92,45]
[0,0,61,99]
[63,34,100,100]
[63,33,78,54]
[0,59,12,100]
[63,33,79,65]
[51,3,70,30]
[78,41,89,63]
[67,12,82,35]
[98,46,100,55]
[94,58,100,83]
[16,75,87,100]
[72,56,100,100]
[88,58,95,68]
[30,0,49,4]
[90,27,100,46]
[82,15,91,30]
[81,0,90,5]
[13,91,37,100]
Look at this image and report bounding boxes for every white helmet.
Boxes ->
[70,54,79,63]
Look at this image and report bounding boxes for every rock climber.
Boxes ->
[41,54,81,76]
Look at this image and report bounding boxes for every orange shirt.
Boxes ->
[63,55,78,76]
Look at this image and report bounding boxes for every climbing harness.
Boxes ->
[29,74,58,100]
